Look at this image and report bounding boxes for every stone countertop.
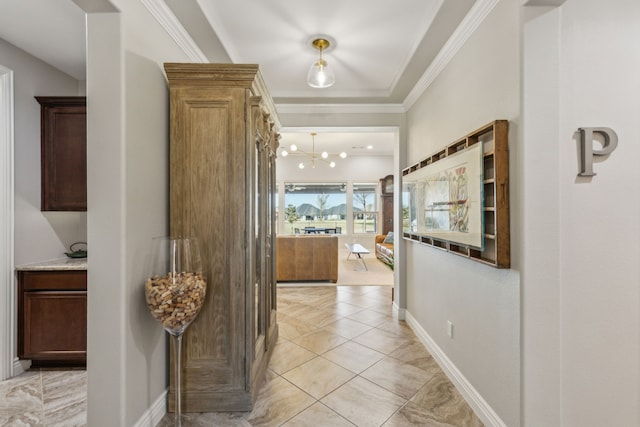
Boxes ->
[15,257,88,271]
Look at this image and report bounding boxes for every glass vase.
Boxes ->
[144,237,206,427]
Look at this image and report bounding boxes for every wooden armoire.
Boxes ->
[164,63,280,412]
[380,174,394,235]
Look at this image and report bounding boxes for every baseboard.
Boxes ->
[393,302,406,320]
[133,389,167,427]
[13,358,30,376]
[405,311,506,427]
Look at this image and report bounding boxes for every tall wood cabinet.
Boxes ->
[164,63,280,412]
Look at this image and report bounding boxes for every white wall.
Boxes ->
[83,1,201,424]
[522,1,640,425]
[0,38,86,265]
[404,1,520,425]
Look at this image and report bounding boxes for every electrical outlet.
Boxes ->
[447,321,454,338]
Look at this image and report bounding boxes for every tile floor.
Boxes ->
[158,285,484,427]
[0,368,86,426]
[0,285,483,427]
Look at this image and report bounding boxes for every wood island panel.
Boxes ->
[18,270,87,366]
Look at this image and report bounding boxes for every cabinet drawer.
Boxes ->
[19,270,87,291]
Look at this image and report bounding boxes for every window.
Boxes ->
[353,183,378,234]
[283,182,347,234]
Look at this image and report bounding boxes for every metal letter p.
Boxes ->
[578,127,618,176]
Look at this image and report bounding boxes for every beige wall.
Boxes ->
[83,1,207,424]
[0,38,86,265]
[404,0,520,425]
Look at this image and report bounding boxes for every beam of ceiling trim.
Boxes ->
[276,103,406,115]
[523,0,566,5]
[403,0,500,110]
[141,0,207,62]
[386,0,445,96]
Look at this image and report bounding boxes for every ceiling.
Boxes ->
[0,0,86,80]
[0,0,478,155]
[195,0,446,102]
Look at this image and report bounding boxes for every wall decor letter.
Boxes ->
[577,127,618,176]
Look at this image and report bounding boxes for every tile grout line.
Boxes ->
[38,369,45,423]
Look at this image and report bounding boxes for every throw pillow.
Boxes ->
[383,232,394,244]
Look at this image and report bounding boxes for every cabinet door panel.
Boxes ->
[22,292,87,361]
[170,90,246,396]
[36,96,87,211]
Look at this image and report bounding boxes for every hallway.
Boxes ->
[0,285,483,426]
[158,285,483,426]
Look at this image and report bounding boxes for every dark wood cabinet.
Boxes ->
[18,270,87,367]
[380,174,394,235]
[35,96,87,211]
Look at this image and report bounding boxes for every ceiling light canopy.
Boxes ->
[280,132,346,169]
[307,38,335,89]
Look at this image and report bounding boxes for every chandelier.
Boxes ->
[280,132,347,169]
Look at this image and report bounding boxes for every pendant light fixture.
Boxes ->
[307,38,335,88]
[280,132,346,169]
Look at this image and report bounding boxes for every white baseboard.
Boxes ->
[13,358,29,376]
[405,311,506,427]
[393,302,406,320]
[133,389,167,427]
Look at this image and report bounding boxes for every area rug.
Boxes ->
[278,249,393,287]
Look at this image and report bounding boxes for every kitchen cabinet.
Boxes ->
[35,96,87,211]
[17,263,87,367]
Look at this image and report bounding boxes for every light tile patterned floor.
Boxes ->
[0,285,484,427]
[0,368,86,426]
[158,285,484,427]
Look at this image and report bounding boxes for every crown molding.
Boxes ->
[403,0,500,110]
[275,103,406,116]
[140,0,207,62]
[523,0,567,5]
